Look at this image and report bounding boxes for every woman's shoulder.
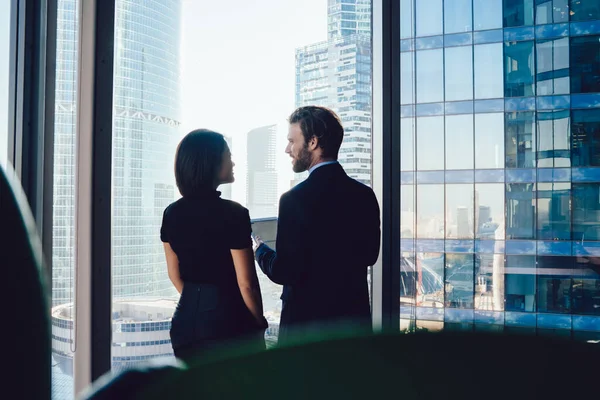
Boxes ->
[219,198,250,216]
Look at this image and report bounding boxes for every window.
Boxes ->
[569,0,600,22]
[401,185,415,238]
[416,49,443,103]
[444,0,473,34]
[536,110,570,168]
[446,115,474,170]
[573,184,600,242]
[535,0,569,24]
[417,116,444,171]
[475,253,505,311]
[537,256,572,314]
[401,118,415,171]
[0,0,10,167]
[416,0,443,37]
[401,52,415,105]
[572,257,600,316]
[570,36,600,94]
[506,183,536,239]
[106,0,374,372]
[505,255,536,312]
[504,41,535,97]
[537,182,571,240]
[475,184,505,239]
[536,38,569,96]
[474,43,504,99]
[571,109,600,167]
[52,0,79,397]
[417,184,444,239]
[475,113,505,169]
[446,184,474,239]
[473,0,503,30]
[400,0,415,39]
[506,111,536,168]
[445,46,473,101]
[445,254,474,309]
[503,0,535,27]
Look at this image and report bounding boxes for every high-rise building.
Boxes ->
[51,0,182,374]
[399,0,600,338]
[294,0,372,187]
[246,124,278,218]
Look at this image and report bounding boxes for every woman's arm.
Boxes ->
[231,247,265,327]
[163,242,183,294]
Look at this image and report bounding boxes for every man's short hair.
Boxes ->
[288,106,344,159]
[175,129,226,198]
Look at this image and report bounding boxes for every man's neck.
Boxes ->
[308,157,335,171]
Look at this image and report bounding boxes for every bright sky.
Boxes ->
[180,0,328,204]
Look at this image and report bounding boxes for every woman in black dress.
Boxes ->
[161,129,267,361]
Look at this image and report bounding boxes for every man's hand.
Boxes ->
[252,233,264,253]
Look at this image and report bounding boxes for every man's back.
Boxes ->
[256,162,380,339]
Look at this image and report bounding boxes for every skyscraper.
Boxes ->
[294,0,372,187]
[246,124,278,218]
[399,0,600,338]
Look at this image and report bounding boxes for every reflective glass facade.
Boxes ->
[400,0,600,338]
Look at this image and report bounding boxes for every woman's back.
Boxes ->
[161,191,252,289]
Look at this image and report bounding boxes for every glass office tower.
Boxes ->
[399,0,600,340]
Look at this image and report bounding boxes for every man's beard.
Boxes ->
[292,145,312,173]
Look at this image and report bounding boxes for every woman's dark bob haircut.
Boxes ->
[175,129,227,198]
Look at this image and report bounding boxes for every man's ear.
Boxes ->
[308,136,319,151]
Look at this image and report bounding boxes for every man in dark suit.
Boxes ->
[253,106,380,345]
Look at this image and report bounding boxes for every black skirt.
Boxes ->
[170,282,266,361]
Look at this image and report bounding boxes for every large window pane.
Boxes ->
[401,0,415,39]
[505,40,535,97]
[401,52,415,105]
[537,256,572,314]
[570,36,600,94]
[569,0,600,22]
[536,38,569,96]
[537,110,570,168]
[446,184,474,239]
[51,0,79,398]
[573,183,600,242]
[475,113,505,169]
[474,43,504,99]
[0,0,9,168]
[416,49,443,103]
[401,185,415,238]
[475,253,505,311]
[416,252,445,308]
[473,0,503,30]
[417,116,444,170]
[505,255,536,312]
[416,0,443,37]
[475,184,505,239]
[572,257,600,316]
[503,0,535,27]
[446,115,474,169]
[537,182,571,240]
[444,0,473,34]
[401,118,415,171]
[535,0,568,24]
[445,254,474,309]
[109,0,374,369]
[506,183,536,239]
[445,46,473,101]
[417,184,444,239]
[571,109,600,167]
[506,111,536,168]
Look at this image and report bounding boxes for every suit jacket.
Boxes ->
[255,162,380,344]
